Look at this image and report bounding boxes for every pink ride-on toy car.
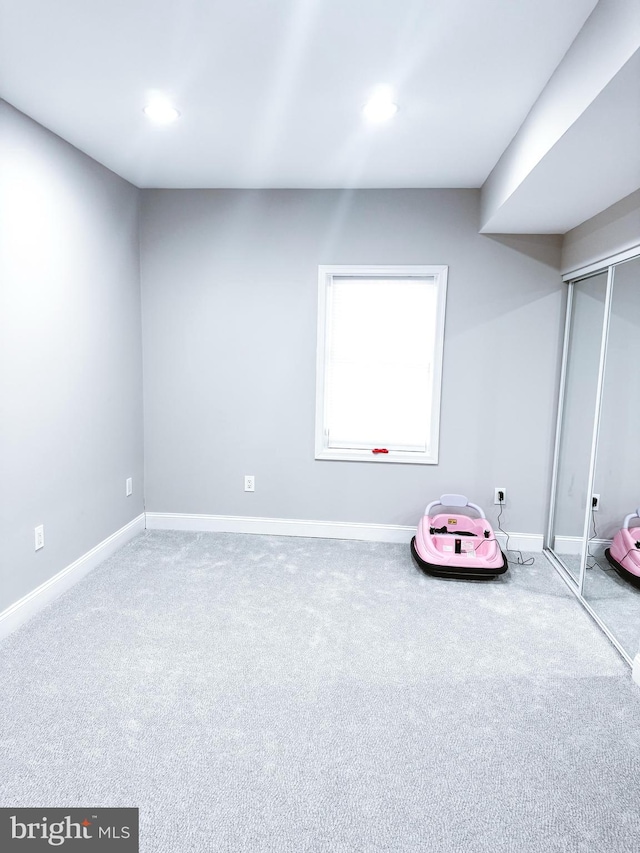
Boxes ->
[411,493,508,580]
[605,509,640,588]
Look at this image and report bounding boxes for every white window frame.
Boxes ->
[315,264,448,465]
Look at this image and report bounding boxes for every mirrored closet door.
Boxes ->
[547,250,640,664]
[582,256,640,660]
[549,272,608,583]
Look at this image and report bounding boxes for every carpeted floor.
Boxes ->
[555,547,640,657]
[1,531,639,852]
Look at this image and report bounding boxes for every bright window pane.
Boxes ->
[326,277,438,451]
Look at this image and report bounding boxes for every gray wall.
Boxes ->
[140,189,563,533]
[562,189,640,273]
[0,101,145,611]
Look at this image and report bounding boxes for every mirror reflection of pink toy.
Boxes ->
[605,509,640,588]
[411,493,508,580]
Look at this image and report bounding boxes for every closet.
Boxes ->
[547,249,640,664]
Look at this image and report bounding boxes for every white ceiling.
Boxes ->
[0,0,599,189]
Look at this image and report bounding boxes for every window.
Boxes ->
[315,265,448,465]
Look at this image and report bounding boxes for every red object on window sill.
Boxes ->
[372,448,389,454]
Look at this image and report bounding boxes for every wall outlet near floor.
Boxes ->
[244,475,255,492]
[126,477,133,497]
[494,487,507,505]
[34,524,45,551]
[592,494,600,511]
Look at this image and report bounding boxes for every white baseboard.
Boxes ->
[495,531,544,553]
[553,535,583,555]
[0,513,145,641]
[553,535,612,556]
[146,512,544,552]
[145,512,416,543]
[633,655,640,688]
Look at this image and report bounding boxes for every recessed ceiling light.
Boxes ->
[143,96,180,124]
[363,86,398,123]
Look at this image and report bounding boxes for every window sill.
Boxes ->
[315,448,438,465]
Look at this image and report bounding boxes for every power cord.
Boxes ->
[585,506,600,570]
[584,505,640,574]
[473,535,497,554]
[496,499,534,566]
[613,544,640,566]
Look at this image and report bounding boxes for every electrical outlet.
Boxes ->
[126,477,133,497]
[494,487,506,505]
[244,475,255,492]
[592,494,600,511]
[35,524,44,551]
